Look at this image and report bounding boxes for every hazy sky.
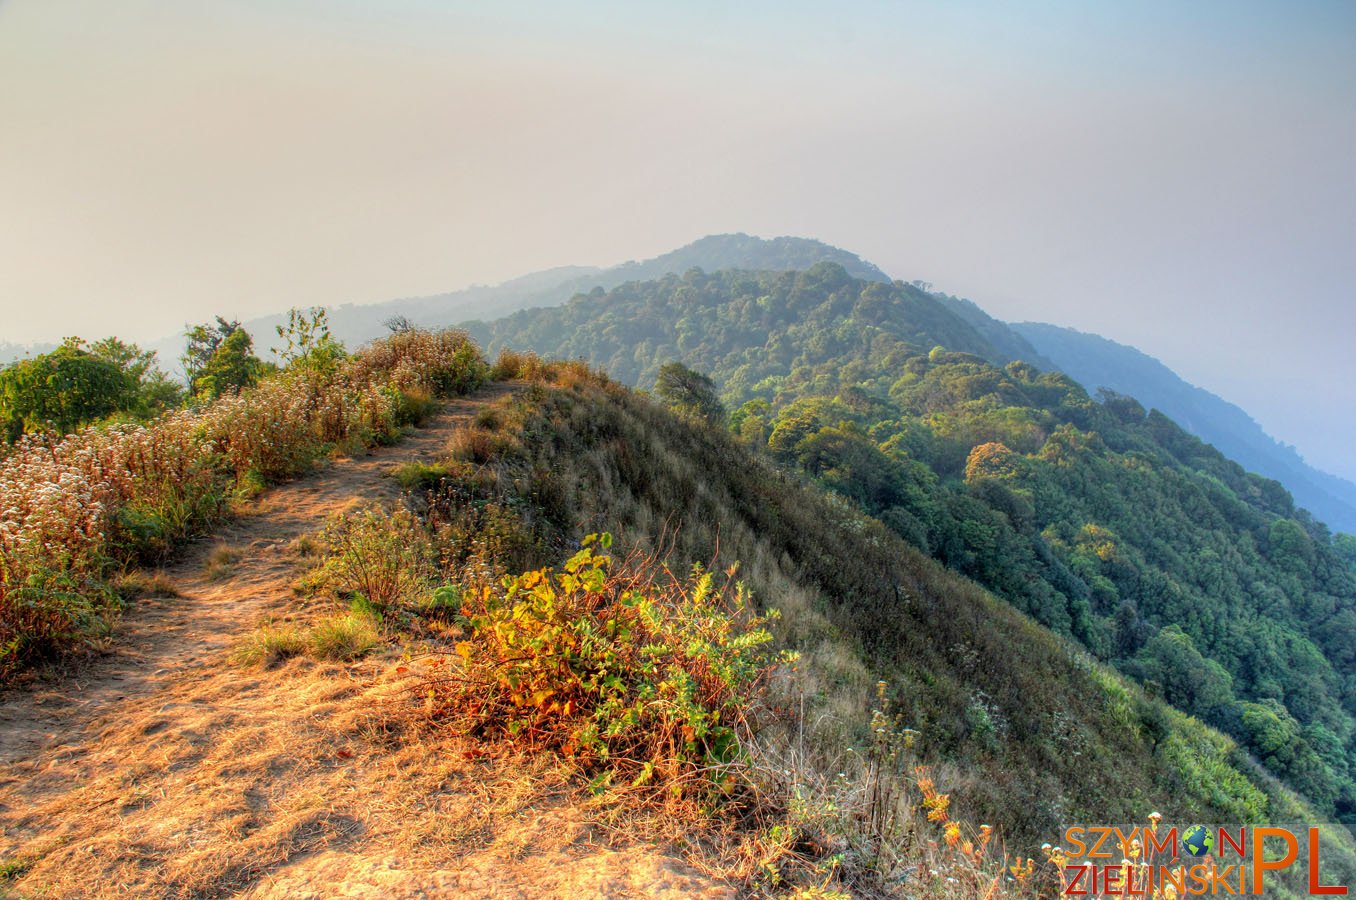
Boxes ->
[2,1,1354,480]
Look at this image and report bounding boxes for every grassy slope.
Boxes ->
[465,265,1356,822]
[443,370,1349,860]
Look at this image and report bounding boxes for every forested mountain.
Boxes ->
[1009,322,1356,536]
[474,262,1356,823]
[469,263,1013,386]
[140,234,885,374]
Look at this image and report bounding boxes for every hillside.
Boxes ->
[0,386,730,897]
[469,263,1016,388]
[1010,321,1356,536]
[366,359,1356,895]
[3,327,1353,896]
[474,265,1356,824]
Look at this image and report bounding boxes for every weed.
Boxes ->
[0,855,33,880]
[312,505,435,611]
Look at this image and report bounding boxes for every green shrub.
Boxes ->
[314,505,435,610]
[437,533,779,790]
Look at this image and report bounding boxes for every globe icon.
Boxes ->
[1182,825,1214,858]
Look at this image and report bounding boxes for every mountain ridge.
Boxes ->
[1009,321,1356,536]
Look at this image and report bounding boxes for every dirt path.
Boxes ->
[0,386,513,768]
[0,384,732,899]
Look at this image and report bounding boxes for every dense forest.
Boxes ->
[1005,319,1356,535]
[473,262,1356,823]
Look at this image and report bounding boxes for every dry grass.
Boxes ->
[203,543,244,581]
[0,649,735,898]
[112,569,180,601]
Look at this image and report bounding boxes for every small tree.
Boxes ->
[182,316,241,387]
[87,337,183,418]
[273,307,345,376]
[0,339,135,437]
[191,327,265,399]
[654,361,724,425]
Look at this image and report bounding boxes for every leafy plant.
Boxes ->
[434,534,779,790]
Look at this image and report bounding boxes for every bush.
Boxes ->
[434,534,779,790]
[313,505,435,611]
[490,348,542,382]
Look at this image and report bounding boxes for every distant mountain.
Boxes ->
[602,233,892,285]
[0,340,58,365]
[143,234,888,374]
[1010,322,1356,536]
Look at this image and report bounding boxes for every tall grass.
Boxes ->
[0,329,486,677]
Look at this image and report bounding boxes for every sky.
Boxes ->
[1,1,1353,479]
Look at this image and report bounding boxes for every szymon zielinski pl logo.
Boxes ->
[1054,818,1351,896]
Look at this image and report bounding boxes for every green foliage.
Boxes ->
[479,264,1356,821]
[0,339,146,438]
[189,326,266,400]
[272,306,346,376]
[440,534,777,789]
[181,316,239,385]
[654,361,725,424]
[85,337,184,420]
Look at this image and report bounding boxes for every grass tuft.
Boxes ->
[307,608,381,661]
[388,460,452,492]
[203,544,243,582]
[230,624,307,669]
[113,570,180,601]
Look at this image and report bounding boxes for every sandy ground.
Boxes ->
[0,385,733,899]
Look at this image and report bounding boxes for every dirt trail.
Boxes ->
[0,385,732,899]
